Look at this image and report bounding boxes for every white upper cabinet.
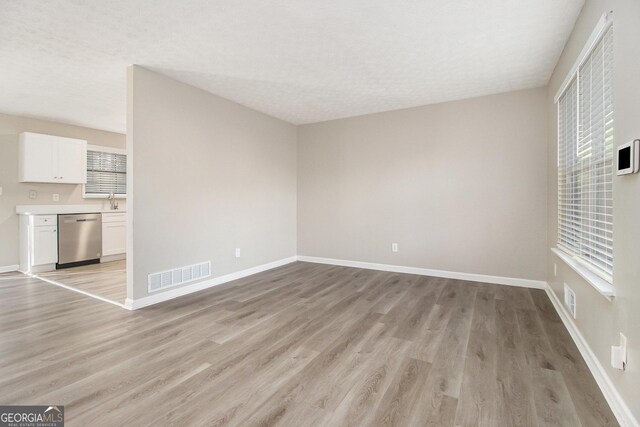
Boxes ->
[55,137,86,183]
[19,132,87,184]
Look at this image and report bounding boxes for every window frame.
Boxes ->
[82,144,128,199]
[555,12,614,288]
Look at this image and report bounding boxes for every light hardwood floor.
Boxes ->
[37,260,126,304]
[0,262,617,426]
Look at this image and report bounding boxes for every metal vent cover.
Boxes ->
[147,261,211,293]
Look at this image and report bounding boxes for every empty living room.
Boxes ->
[1,0,639,425]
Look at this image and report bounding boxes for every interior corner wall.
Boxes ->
[546,0,640,422]
[297,87,548,282]
[0,113,125,268]
[128,66,297,300]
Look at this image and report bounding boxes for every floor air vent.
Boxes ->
[563,283,577,319]
[148,261,211,293]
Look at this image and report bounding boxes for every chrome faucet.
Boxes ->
[108,192,119,210]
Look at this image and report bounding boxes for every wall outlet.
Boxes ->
[391,243,398,253]
[611,332,627,370]
[0,186,3,196]
[53,193,59,202]
[235,248,241,258]
[563,283,576,319]
[554,263,557,277]
[29,190,37,199]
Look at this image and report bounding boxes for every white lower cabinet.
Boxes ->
[102,213,126,256]
[33,219,58,266]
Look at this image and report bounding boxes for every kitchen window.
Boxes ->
[556,15,614,284]
[83,146,127,198]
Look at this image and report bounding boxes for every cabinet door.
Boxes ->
[33,226,58,265]
[56,136,87,184]
[102,222,126,256]
[19,133,56,183]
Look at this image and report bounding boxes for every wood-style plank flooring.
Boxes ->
[0,262,617,426]
[37,260,126,304]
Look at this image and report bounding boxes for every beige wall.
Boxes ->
[547,0,640,421]
[127,66,297,300]
[297,88,548,281]
[0,113,125,268]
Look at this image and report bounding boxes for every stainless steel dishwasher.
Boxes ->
[57,213,102,268]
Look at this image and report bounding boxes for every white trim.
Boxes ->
[544,283,638,427]
[551,248,615,299]
[125,65,134,304]
[87,144,127,155]
[297,256,546,289]
[83,193,127,199]
[32,273,125,308]
[554,11,613,103]
[0,265,19,274]
[124,256,297,310]
[100,254,126,263]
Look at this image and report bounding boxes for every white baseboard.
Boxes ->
[544,283,637,427]
[101,254,126,263]
[0,265,19,274]
[124,256,298,310]
[297,256,546,289]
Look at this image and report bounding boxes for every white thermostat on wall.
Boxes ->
[616,139,640,176]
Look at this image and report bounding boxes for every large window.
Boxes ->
[557,23,614,281]
[84,147,127,198]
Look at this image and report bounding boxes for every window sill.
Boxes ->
[551,248,615,299]
[83,194,127,199]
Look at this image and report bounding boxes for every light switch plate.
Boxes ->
[53,194,59,202]
[391,243,398,252]
[235,248,241,258]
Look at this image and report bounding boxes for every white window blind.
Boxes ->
[557,25,614,280]
[85,150,127,195]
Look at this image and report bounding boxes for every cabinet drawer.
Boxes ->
[34,215,57,226]
[102,213,126,223]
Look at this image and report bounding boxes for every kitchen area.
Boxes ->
[9,130,127,306]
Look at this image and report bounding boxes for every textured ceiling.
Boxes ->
[0,0,584,133]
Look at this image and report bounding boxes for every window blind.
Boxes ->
[557,25,614,280]
[86,150,127,195]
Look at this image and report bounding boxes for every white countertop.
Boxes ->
[16,205,126,215]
